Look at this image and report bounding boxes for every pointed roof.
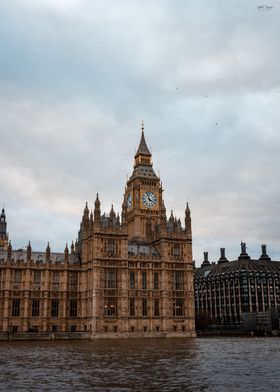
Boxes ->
[94,193,100,207]
[135,131,151,158]
[0,208,5,221]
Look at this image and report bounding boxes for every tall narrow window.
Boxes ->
[69,299,77,318]
[105,269,117,289]
[174,271,184,290]
[154,298,160,316]
[34,271,41,283]
[154,272,159,290]
[142,298,148,316]
[142,271,147,289]
[51,300,59,317]
[129,298,135,316]
[173,244,181,257]
[33,271,41,289]
[130,271,135,289]
[107,239,115,255]
[14,270,21,283]
[12,299,20,317]
[32,299,40,317]
[52,272,60,291]
[69,272,78,287]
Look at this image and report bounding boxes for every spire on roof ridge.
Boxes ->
[135,123,151,158]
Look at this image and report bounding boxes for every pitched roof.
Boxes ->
[135,131,151,157]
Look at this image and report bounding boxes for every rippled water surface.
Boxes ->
[0,337,279,391]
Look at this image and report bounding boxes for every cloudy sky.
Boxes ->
[0,0,280,265]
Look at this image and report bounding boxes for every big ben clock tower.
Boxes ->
[124,123,163,241]
[77,122,195,337]
[0,208,8,250]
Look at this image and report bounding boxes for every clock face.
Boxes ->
[142,191,157,208]
[127,193,132,208]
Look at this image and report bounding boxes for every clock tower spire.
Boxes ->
[124,125,162,241]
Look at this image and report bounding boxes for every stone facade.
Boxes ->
[0,128,196,337]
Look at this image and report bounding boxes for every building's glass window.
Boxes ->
[129,298,135,316]
[51,300,59,317]
[105,269,117,289]
[31,299,40,317]
[173,244,181,257]
[130,271,135,289]
[69,299,78,318]
[107,239,115,255]
[69,272,78,288]
[104,297,117,316]
[154,272,159,290]
[13,270,21,288]
[14,270,22,283]
[52,271,60,290]
[34,271,41,283]
[12,299,20,317]
[33,271,41,290]
[154,298,160,316]
[142,298,147,316]
[173,298,184,316]
[174,271,184,290]
[142,271,147,289]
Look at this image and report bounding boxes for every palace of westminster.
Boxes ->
[0,127,195,337]
[1,126,279,338]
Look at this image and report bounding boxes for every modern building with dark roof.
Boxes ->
[194,243,280,332]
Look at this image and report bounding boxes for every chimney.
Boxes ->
[202,251,211,267]
[259,244,271,261]
[218,247,228,264]
[238,241,250,260]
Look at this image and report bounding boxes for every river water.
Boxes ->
[0,337,279,391]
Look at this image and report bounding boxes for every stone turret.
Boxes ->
[121,198,127,227]
[7,241,12,260]
[75,239,79,253]
[185,202,192,236]
[175,218,182,233]
[64,243,69,261]
[94,194,101,227]
[27,241,32,261]
[160,200,167,226]
[116,213,120,227]
[46,242,51,261]
[89,210,94,232]
[109,204,116,227]
[83,202,89,223]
